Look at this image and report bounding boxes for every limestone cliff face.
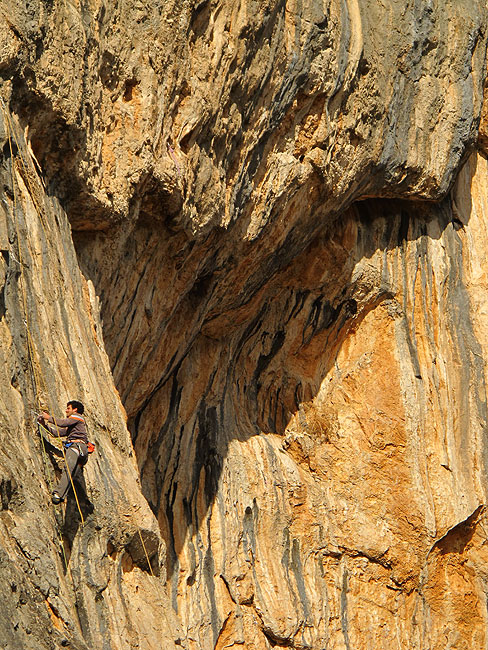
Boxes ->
[1,1,488,649]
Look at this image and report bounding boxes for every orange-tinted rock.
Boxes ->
[1,1,488,649]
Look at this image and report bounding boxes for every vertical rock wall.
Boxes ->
[0,1,488,649]
[0,109,178,650]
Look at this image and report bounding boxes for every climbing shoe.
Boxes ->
[51,492,62,505]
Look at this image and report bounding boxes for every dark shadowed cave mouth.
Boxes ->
[71,186,471,581]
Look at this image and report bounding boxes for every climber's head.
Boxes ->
[67,400,84,415]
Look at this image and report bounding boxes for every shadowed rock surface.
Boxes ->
[1,1,488,648]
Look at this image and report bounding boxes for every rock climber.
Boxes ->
[38,400,88,504]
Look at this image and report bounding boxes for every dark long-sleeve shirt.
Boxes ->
[47,414,88,444]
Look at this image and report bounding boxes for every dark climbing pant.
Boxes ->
[54,444,87,499]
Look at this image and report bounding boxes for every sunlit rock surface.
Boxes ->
[0,0,488,648]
